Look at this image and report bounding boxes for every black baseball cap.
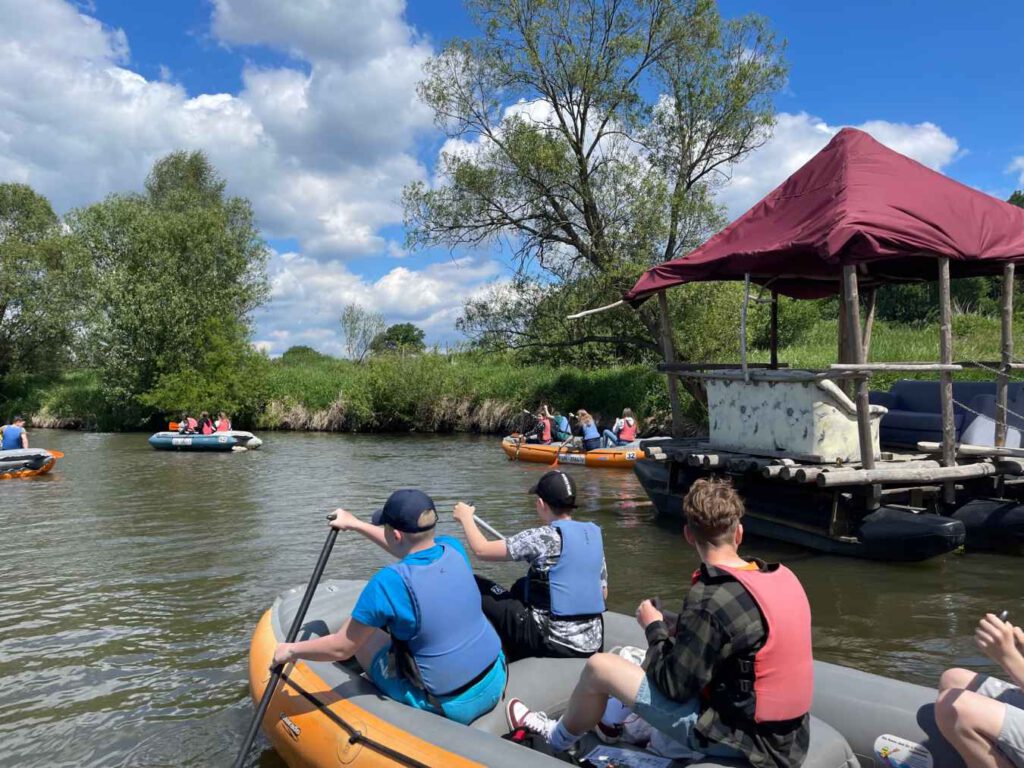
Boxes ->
[371,489,438,532]
[529,470,577,508]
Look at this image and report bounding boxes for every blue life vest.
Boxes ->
[581,421,600,441]
[1,425,23,450]
[390,543,502,696]
[525,520,606,619]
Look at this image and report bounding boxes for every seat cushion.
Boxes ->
[881,409,964,433]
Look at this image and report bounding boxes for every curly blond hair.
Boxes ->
[682,477,745,545]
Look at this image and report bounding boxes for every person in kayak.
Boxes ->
[215,412,231,432]
[507,477,813,768]
[271,489,507,726]
[601,408,638,448]
[197,411,215,435]
[1,415,28,450]
[936,613,1024,768]
[575,410,602,451]
[544,406,572,442]
[177,413,198,434]
[524,408,553,444]
[453,470,607,661]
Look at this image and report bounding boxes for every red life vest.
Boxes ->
[215,420,231,432]
[201,420,214,435]
[618,419,637,441]
[186,417,198,431]
[714,563,813,722]
[540,417,552,443]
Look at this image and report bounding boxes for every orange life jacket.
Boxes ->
[618,419,637,441]
[715,563,813,723]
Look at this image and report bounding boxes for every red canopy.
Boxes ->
[626,127,1024,302]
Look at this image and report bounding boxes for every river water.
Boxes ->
[1,429,1018,766]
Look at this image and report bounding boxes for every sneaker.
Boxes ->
[595,720,623,744]
[505,698,557,741]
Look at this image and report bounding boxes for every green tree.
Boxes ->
[68,151,269,423]
[0,184,80,378]
[404,0,786,364]
[369,323,427,355]
[1010,190,1024,209]
[340,303,385,362]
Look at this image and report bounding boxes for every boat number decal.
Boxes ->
[279,713,301,740]
[171,438,192,446]
[218,435,228,443]
[559,454,586,465]
[626,452,637,460]
[874,735,933,768]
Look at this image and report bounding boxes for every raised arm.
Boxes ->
[273,617,376,665]
[330,508,389,551]
[452,503,510,561]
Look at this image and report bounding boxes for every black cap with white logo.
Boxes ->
[529,470,577,508]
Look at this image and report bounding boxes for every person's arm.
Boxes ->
[330,508,389,551]
[977,614,1024,688]
[21,431,28,449]
[273,617,375,665]
[452,503,510,561]
[641,601,723,702]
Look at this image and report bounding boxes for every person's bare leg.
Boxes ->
[935,688,1014,768]
[941,667,983,693]
[559,653,647,738]
[354,629,392,672]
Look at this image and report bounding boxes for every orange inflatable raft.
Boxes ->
[0,448,60,479]
[500,435,644,469]
[246,579,871,768]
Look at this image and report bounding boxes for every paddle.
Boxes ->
[232,512,341,768]
[169,421,179,431]
[472,514,506,541]
[548,412,577,466]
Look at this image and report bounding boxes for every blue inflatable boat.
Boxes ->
[147,430,263,452]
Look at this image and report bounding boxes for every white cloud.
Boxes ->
[0,0,432,258]
[717,112,961,218]
[1009,157,1024,185]
[254,253,502,355]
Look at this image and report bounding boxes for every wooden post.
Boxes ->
[740,274,751,381]
[658,290,684,438]
[938,257,956,504]
[842,265,875,470]
[862,288,876,361]
[997,264,1015,447]
[769,290,779,369]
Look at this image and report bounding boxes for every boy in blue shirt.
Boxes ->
[272,489,507,725]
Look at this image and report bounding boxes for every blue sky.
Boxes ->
[2,0,1022,355]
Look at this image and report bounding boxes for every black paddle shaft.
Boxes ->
[232,516,340,768]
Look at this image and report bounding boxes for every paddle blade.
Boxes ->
[168,421,179,431]
[47,449,65,459]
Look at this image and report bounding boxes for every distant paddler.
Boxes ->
[1,415,29,450]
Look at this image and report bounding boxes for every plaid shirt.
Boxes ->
[642,560,810,768]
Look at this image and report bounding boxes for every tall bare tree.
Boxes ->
[404,0,786,362]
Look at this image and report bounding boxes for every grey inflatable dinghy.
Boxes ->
[248,579,963,768]
[0,447,58,478]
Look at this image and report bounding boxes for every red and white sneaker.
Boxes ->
[505,698,557,740]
